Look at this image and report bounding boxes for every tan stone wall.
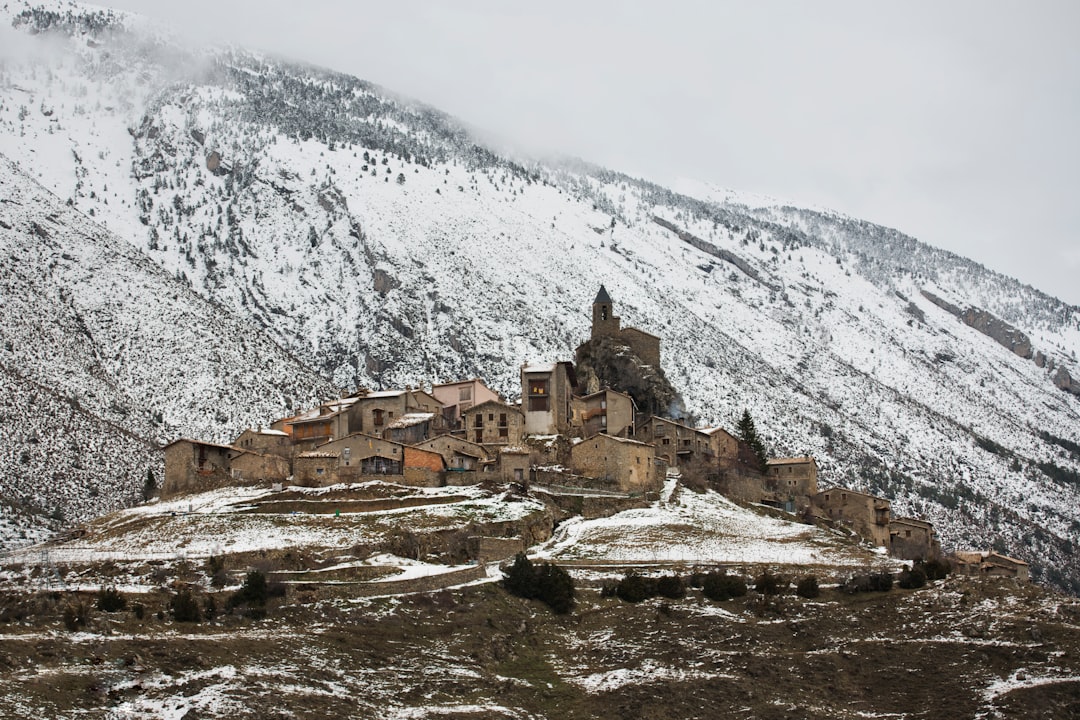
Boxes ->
[162,441,233,499]
[462,403,524,445]
[620,327,661,368]
[570,436,656,493]
[814,489,891,546]
[229,452,290,485]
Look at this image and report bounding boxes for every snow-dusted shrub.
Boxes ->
[898,566,927,589]
[96,586,126,612]
[616,572,655,603]
[657,574,687,599]
[702,571,747,601]
[795,575,820,598]
[755,572,787,596]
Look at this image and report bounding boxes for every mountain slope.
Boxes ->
[1,2,1079,590]
[0,152,333,542]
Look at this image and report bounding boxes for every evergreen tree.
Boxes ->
[736,409,768,471]
[143,468,157,501]
[502,553,538,599]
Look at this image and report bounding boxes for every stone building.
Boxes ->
[461,400,525,446]
[233,428,293,459]
[343,388,442,438]
[570,433,658,493]
[590,286,661,367]
[162,439,288,498]
[889,517,936,561]
[431,378,501,428]
[813,487,891,547]
[636,416,709,467]
[412,434,491,471]
[574,389,636,438]
[954,551,1030,582]
[293,433,445,487]
[765,457,819,509]
[383,412,441,445]
[499,446,532,484]
[521,361,576,435]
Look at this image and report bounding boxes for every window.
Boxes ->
[662,438,670,445]
[459,386,472,402]
[373,409,384,426]
[475,430,483,443]
[343,447,351,466]
[488,413,494,421]
[499,426,508,438]
[528,379,548,395]
[499,413,507,426]
[474,414,484,428]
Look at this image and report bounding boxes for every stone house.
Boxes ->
[162,439,288,498]
[636,416,708,467]
[499,446,531,484]
[462,400,525,446]
[590,286,661,367]
[233,428,293,459]
[383,412,441,445]
[701,426,740,464]
[954,551,1030,582]
[431,378,501,428]
[343,388,442,438]
[412,434,491,471]
[293,433,445,487]
[574,389,636,439]
[521,361,576,435]
[278,401,348,450]
[163,439,235,498]
[570,433,658,493]
[813,487,891,547]
[889,517,936,561]
[766,457,819,509]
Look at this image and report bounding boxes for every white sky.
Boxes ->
[102,1,1080,305]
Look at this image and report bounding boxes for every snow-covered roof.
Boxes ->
[499,446,531,455]
[364,389,406,399]
[522,362,558,373]
[254,428,289,436]
[297,451,337,459]
[766,456,816,466]
[386,412,435,429]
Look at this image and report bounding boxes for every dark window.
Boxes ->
[475,430,483,443]
[373,409,384,426]
[474,414,483,428]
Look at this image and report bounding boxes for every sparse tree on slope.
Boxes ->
[736,409,768,472]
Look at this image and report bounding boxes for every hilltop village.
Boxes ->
[167,288,953,566]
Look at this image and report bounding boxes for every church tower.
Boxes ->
[591,285,620,340]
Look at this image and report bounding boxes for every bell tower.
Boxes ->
[591,285,620,340]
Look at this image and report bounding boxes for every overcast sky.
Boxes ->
[104,1,1080,305]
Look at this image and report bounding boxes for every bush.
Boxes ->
[62,601,89,632]
[796,576,820,599]
[843,572,893,594]
[702,571,747,601]
[688,572,706,589]
[96,586,126,613]
[229,570,269,609]
[898,566,927,589]
[502,554,575,614]
[132,603,145,620]
[503,554,538,600]
[170,588,202,622]
[755,572,787,596]
[616,572,655,604]
[535,562,575,614]
[657,574,687,599]
[920,558,951,581]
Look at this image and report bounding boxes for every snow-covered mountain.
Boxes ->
[1,2,1079,591]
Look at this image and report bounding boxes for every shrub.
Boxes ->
[229,570,269,609]
[503,553,538,600]
[702,571,747,601]
[657,574,687,599]
[920,558,951,581]
[898,566,927,589]
[535,562,575,614]
[688,572,706,589]
[170,588,202,622]
[62,601,89,631]
[796,576,820,599]
[96,586,126,613]
[755,572,787,596]
[502,554,575,613]
[132,603,145,620]
[843,572,893,594]
[616,572,655,603]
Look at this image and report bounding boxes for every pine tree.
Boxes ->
[736,409,768,471]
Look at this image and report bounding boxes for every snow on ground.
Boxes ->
[538,485,895,568]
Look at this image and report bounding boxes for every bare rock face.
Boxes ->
[1053,367,1080,396]
[1035,351,1047,368]
[961,308,1033,359]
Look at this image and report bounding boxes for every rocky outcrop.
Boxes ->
[652,216,781,291]
[1035,351,1047,368]
[961,308,1033,359]
[1053,367,1080,396]
[919,289,962,317]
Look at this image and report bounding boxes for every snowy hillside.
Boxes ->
[0,153,332,539]
[1,2,1079,590]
